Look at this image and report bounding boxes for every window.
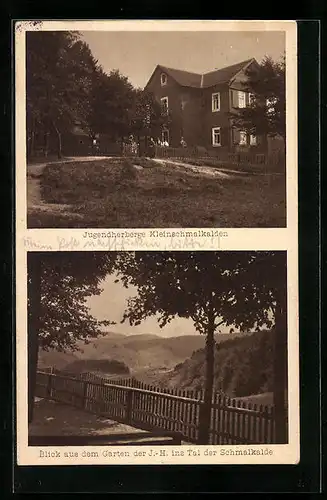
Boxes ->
[212,127,221,147]
[161,73,167,86]
[161,128,169,145]
[238,91,246,108]
[249,93,255,105]
[239,131,247,145]
[250,134,257,146]
[161,96,169,115]
[212,92,220,112]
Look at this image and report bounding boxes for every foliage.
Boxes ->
[28,252,117,351]
[26,31,99,157]
[88,69,135,140]
[113,251,287,443]
[130,89,171,141]
[165,330,274,397]
[26,32,169,157]
[218,251,287,330]
[26,32,137,157]
[230,56,286,139]
[114,251,285,332]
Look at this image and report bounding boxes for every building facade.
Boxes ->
[145,58,269,153]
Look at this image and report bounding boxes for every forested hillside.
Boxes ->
[157,330,274,397]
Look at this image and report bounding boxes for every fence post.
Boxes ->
[82,380,88,410]
[126,388,133,425]
[46,373,53,399]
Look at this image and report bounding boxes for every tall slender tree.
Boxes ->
[114,251,288,444]
[27,252,116,423]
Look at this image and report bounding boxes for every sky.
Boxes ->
[86,273,199,338]
[81,30,285,89]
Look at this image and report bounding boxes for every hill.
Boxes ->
[37,330,250,374]
[38,331,205,372]
[154,330,274,398]
[64,358,130,375]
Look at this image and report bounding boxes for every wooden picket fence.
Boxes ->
[35,369,275,445]
[154,146,285,171]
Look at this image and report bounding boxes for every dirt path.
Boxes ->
[151,158,233,178]
[29,398,191,444]
[152,158,273,177]
[29,398,148,437]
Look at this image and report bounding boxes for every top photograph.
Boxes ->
[24,25,289,229]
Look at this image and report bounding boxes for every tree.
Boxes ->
[221,251,288,443]
[88,69,135,141]
[27,252,116,423]
[114,251,288,444]
[26,31,99,158]
[114,252,244,443]
[230,56,286,140]
[130,90,171,153]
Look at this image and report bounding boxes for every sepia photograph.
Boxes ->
[25,28,287,229]
[27,251,289,448]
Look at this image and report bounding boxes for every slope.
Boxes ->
[155,330,274,397]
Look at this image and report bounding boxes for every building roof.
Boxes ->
[147,58,256,89]
[157,65,202,88]
[202,59,255,87]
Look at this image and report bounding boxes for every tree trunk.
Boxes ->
[27,115,36,160]
[198,308,215,444]
[145,134,148,156]
[52,121,62,159]
[44,120,50,158]
[137,135,141,157]
[273,296,288,443]
[28,254,42,424]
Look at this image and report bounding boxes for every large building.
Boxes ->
[145,58,269,153]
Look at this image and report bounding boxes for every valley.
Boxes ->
[38,329,274,401]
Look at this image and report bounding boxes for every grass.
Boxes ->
[28,157,286,228]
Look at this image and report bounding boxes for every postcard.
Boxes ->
[15,19,298,466]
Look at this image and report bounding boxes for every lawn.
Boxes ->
[28,158,286,228]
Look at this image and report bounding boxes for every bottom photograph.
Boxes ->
[27,250,288,447]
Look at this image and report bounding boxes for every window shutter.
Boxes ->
[231,90,238,108]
